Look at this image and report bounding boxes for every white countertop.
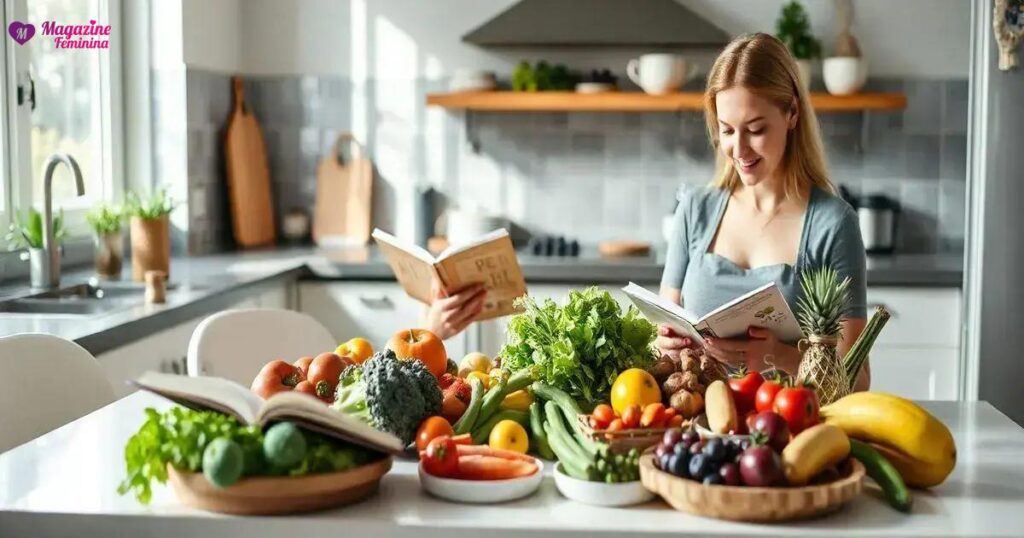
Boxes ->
[1,393,1021,537]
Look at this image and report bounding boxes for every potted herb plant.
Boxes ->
[776,1,822,90]
[126,187,175,282]
[86,203,125,279]
[5,208,68,288]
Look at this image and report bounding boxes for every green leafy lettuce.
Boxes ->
[499,287,657,409]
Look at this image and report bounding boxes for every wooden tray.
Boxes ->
[167,456,392,515]
[639,454,864,522]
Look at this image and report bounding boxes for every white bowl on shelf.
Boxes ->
[418,460,543,504]
[553,463,654,507]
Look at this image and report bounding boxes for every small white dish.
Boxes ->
[553,463,654,507]
[575,82,616,94]
[418,459,543,504]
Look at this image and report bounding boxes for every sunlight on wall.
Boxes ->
[424,55,447,192]
[349,0,368,144]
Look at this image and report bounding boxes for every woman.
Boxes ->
[656,33,869,390]
[423,280,486,340]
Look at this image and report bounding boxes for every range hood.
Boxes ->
[463,0,730,48]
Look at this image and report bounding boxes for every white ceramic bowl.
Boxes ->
[553,463,655,507]
[418,460,544,504]
[823,57,867,95]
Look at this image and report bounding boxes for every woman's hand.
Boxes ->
[704,326,800,372]
[655,325,698,360]
[424,281,486,340]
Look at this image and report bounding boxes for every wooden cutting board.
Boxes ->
[313,133,373,245]
[224,76,276,248]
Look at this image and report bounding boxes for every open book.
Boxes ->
[372,228,527,320]
[131,371,405,455]
[622,281,804,346]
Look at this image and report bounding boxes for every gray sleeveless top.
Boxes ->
[660,185,867,342]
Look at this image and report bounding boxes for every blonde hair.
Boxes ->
[704,32,835,199]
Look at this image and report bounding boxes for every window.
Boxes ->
[2,0,121,241]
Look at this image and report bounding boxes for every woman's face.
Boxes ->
[715,87,796,187]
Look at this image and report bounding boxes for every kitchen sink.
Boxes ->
[0,298,122,315]
[0,282,154,316]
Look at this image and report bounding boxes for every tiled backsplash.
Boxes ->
[185,70,968,254]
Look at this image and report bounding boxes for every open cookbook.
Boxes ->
[372,228,527,320]
[621,281,804,346]
[131,371,405,454]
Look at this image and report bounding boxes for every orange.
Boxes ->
[336,337,374,364]
[387,329,447,378]
[488,420,529,454]
[610,368,661,415]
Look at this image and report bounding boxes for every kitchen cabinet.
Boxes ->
[479,283,962,401]
[298,282,469,361]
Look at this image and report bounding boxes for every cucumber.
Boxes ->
[454,377,485,434]
[475,379,509,428]
[529,401,555,460]
[850,439,913,512]
[505,369,535,393]
[543,401,593,463]
[470,409,529,445]
[543,422,592,480]
[263,422,307,469]
[532,382,599,453]
[203,437,244,488]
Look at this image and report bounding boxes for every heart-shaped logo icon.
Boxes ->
[8,21,35,45]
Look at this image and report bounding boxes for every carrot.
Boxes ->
[455,443,536,462]
[451,433,473,446]
[456,455,537,480]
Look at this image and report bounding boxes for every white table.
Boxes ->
[2,393,1023,537]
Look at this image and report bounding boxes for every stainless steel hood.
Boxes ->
[463,0,730,48]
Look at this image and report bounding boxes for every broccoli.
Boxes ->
[332,349,442,446]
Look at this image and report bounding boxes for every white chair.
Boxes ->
[0,333,116,453]
[187,308,338,386]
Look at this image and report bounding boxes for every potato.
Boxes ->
[679,371,701,392]
[704,380,738,434]
[679,352,701,375]
[662,372,687,396]
[669,390,704,418]
[649,358,677,383]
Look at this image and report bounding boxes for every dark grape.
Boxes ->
[702,438,728,463]
[658,452,672,471]
[668,453,689,478]
[689,441,703,456]
[681,431,701,445]
[688,453,711,480]
[655,443,671,461]
[662,428,683,447]
[703,473,725,486]
[719,462,741,486]
[673,442,689,455]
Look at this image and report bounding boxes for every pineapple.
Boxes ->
[795,267,852,404]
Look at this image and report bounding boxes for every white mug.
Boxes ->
[626,54,697,95]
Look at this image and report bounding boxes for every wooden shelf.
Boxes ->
[426,91,906,113]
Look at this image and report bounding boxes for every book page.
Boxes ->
[131,372,263,425]
[436,229,510,260]
[699,282,804,342]
[435,231,527,320]
[258,391,406,455]
[621,282,707,346]
[372,228,438,304]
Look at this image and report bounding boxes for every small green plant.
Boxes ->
[776,1,822,60]
[86,203,124,235]
[5,208,67,250]
[125,187,176,220]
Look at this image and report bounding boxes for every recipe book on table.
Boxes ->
[621,281,803,346]
[131,371,405,455]
[372,228,527,320]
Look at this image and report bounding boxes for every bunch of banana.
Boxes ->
[822,392,956,488]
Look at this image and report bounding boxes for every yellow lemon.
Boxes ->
[610,368,661,415]
[336,337,374,364]
[489,420,529,454]
[465,371,491,389]
[459,352,492,377]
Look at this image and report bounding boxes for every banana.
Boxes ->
[782,423,850,486]
[821,392,956,488]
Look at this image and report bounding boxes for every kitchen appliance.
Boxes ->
[525,235,580,257]
[224,77,277,248]
[313,133,373,246]
[626,54,697,95]
[857,195,899,254]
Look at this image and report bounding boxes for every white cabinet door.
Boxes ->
[253,281,293,310]
[865,288,962,348]
[299,282,469,361]
[868,347,960,400]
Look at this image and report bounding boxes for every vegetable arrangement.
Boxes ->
[500,287,657,410]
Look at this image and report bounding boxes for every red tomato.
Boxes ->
[755,378,785,413]
[416,416,455,453]
[592,404,615,425]
[772,385,820,434]
[727,367,764,416]
[422,436,459,477]
[620,405,642,429]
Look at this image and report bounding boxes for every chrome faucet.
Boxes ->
[34,153,84,289]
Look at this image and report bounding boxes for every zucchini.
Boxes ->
[850,439,913,512]
[543,421,592,480]
[505,369,535,393]
[543,401,593,463]
[533,382,600,453]
[475,378,509,428]
[470,409,529,445]
[453,377,485,434]
[529,402,555,460]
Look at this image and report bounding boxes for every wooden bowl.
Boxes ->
[166,456,392,515]
[639,454,864,522]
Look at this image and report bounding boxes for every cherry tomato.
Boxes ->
[589,415,608,430]
[728,366,764,416]
[606,418,624,432]
[773,384,820,434]
[592,404,615,425]
[640,403,666,428]
[755,378,785,413]
[621,405,641,429]
[422,436,459,477]
[416,416,455,452]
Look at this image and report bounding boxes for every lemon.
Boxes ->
[488,420,529,454]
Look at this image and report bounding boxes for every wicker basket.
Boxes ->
[577,414,690,454]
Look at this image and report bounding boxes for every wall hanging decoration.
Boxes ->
[994,0,1024,71]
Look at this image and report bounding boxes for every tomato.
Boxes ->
[293,356,314,378]
[727,366,764,416]
[416,416,455,452]
[606,419,624,432]
[250,360,303,400]
[772,384,820,434]
[293,380,324,401]
[592,404,615,425]
[307,353,352,401]
[640,403,666,428]
[755,378,785,413]
[621,405,641,429]
[422,436,459,477]
[589,415,607,430]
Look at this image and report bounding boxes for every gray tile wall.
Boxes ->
[185,69,969,254]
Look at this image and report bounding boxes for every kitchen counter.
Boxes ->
[1,393,1020,537]
[0,247,963,355]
